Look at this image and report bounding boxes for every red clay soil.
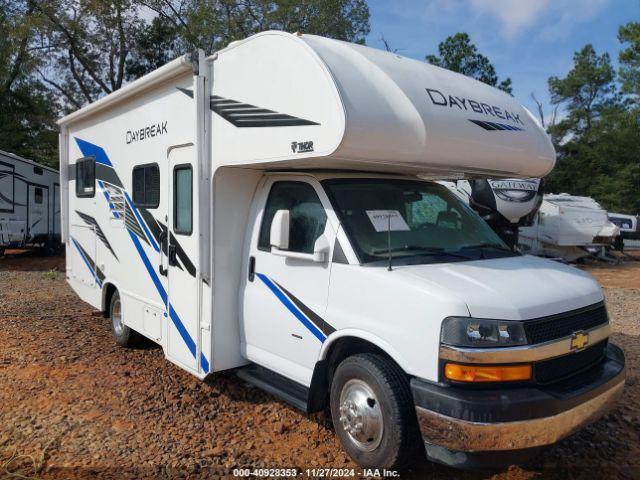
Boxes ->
[0,251,638,479]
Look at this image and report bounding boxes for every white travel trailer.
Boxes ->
[0,150,61,255]
[58,32,625,470]
[520,193,620,261]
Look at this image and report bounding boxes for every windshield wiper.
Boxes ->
[372,245,471,259]
[459,243,514,252]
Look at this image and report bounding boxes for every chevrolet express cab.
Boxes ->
[58,31,625,469]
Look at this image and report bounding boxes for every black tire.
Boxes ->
[109,290,142,347]
[330,353,424,470]
[42,237,57,256]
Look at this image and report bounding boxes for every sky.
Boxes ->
[365,0,639,122]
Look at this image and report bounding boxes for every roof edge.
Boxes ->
[57,54,195,127]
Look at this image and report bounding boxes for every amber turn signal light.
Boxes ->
[444,363,532,382]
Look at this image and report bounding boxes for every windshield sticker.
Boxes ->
[366,210,410,232]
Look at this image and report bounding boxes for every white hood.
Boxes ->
[394,255,603,320]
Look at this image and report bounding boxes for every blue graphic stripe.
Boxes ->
[75,137,113,166]
[129,231,168,304]
[98,180,121,219]
[129,230,210,372]
[256,273,326,342]
[71,237,103,287]
[124,191,159,252]
[79,137,208,373]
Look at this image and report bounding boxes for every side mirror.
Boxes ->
[270,209,290,250]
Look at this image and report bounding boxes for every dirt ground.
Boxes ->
[0,251,639,479]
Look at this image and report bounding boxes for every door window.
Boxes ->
[258,181,327,254]
[173,165,192,235]
[35,187,43,204]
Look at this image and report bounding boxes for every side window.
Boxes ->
[33,166,43,175]
[132,163,160,208]
[75,157,95,198]
[173,165,192,235]
[35,187,43,204]
[258,181,327,254]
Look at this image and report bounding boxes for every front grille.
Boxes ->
[535,340,607,384]
[523,302,608,344]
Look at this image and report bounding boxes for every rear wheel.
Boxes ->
[109,290,142,347]
[330,353,424,470]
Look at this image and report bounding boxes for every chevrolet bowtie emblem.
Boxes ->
[570,331,589,351]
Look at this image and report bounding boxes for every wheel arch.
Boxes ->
[307,330,412,413]
[101,281,120,317]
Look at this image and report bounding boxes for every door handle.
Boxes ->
[168,244,177,266]
[248,256,256,282]
[158,230,168,276]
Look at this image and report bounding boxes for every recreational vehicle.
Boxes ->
[520,193,620,261]
[608,212,640,250]
[58,32,625,469]
[0,150,60,255]
[439,178,542,249]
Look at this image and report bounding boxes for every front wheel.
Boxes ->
[330,353,424,469]
[109,290,142,347]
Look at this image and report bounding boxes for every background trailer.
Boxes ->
[0,150,60,255]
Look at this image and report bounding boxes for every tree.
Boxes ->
[34,0,145,109]
[618,21,640,100]
[0,1,58,167]
[138,0,370,54]
[548,44,615,138]
[545,42,639,214]
[33,0,370,111]
[426,33,512,94]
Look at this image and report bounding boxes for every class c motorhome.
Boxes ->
[58,31,625,469]
[0,150,60,255]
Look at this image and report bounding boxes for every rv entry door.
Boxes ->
[165,145,201,372]
[28,184,48,241]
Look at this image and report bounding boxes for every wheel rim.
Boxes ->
[338,378,384,452]
[112,298,123,336]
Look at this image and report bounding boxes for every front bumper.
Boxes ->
[411,343,625,458]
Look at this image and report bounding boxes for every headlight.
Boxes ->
[440,317,528,348]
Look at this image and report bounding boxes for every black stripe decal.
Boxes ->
[142,212,194,277]
[74,239,106,283]
[0,191,24,207]
[273,281,336,337]
[468,119,524,131]
[96,163,123,188]
[177,88,319,128]
[75,210,119,261]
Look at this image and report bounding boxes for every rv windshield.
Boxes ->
[323,179,516,265]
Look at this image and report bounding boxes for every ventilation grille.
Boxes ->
[524,303,608,344]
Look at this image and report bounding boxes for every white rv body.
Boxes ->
[519,193,620,260]
[0,150,60,253]
[58,32,624,469]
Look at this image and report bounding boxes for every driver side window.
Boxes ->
[258,181,328,254]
